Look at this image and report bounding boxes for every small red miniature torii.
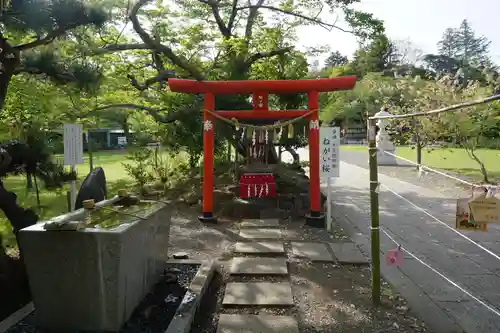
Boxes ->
[168,76,356,226]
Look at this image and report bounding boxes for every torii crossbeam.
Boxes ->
[168,76,356,227]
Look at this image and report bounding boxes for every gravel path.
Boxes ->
[183,205,431,333]
[163,165,435,333]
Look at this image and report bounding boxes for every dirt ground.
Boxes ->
[0,162,431,332]
[167,164,431,333]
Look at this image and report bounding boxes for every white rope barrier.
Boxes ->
[380,182,500,262]
[380,226,500,318]
[379,149,481,188]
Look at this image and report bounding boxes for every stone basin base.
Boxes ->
[18,202,170,332]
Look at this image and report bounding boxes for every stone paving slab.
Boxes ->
[291,242,335,262]
[229,257,288,275]
[325,159,497,333]
[223,282,293,306]
[239,228,281,240]
[329,242,369,264]
[234,242,285,254]
[216,314,299,333]
[240,219,279,228]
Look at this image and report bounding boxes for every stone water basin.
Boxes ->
[18,198,171,332]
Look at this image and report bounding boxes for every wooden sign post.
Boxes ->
[320,126,340,232]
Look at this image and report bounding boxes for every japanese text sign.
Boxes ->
[320,127,340,178]
[63,123,83,166]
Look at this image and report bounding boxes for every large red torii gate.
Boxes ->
[168,76,356,226]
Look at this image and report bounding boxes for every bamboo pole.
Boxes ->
[368,117,381,306]
[369,93,500,120]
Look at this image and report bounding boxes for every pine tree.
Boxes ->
[0,0,108,110]
[437,19,490,67]
[437,28,458,58]
[454,19,490,66]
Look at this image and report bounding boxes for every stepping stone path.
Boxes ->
[234,241,285,254]
[217,314,300,333]
[329,242,369,264]
[291,241,335,262]
[239,228,282,240]
[219,217,368,332]
[219,218,299,333]
[240,218,280,228]
[229,257,288,275]
[223,282,293,306]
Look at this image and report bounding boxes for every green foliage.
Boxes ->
[122,149,155,190]
[437,20,490,66]
[350,34,398,78]
[3,0,107,35]
[423,19,495,92]
[343,7,385,40]
[22,50,103,92]
[324,51,348,68]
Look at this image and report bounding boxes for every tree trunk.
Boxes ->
[285,146,300,165]
[122,117,131,143]
[232,136,279,165]
[0,181,38,239]
[416,142,422,167]
[414,120,422,169]
[26,173,33,190]
[87,133,94,173]
[471,150,490,183]
[0,37,20,110]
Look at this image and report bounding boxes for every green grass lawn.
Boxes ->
[341,145,500,181]
[0,150,138,248]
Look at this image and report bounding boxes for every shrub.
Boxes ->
[122,149,155,192]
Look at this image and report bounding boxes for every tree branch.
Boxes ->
[93,43,152,54]
[245,47,293,67]
[227,0,240,33]
[13,67,78,83]
[14,23,86,51]
[237,5,353,32]
[90,103,198,124]
[198,0,231,37]
[129,0,205,81]
[127,69,177,91]
[244,0,265,41]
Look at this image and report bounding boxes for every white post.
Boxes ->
[320,126,340,232]
[64,124,83,212]
[327,177,332,232]
[70,165,76,211]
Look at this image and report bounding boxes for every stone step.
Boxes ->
[291,242,335,262]
[240,218,279,228]
[329,242,369,264]
[222,282,293,306]
[229,257,288,275]
[217,314,299,333]
[239,228,281,240]
[234,242,285,254]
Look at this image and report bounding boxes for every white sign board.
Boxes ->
[320,126,340,178]
[63,124,83,165]
[117,136,127,145]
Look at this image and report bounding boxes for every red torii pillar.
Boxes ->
[168,76,356,226]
